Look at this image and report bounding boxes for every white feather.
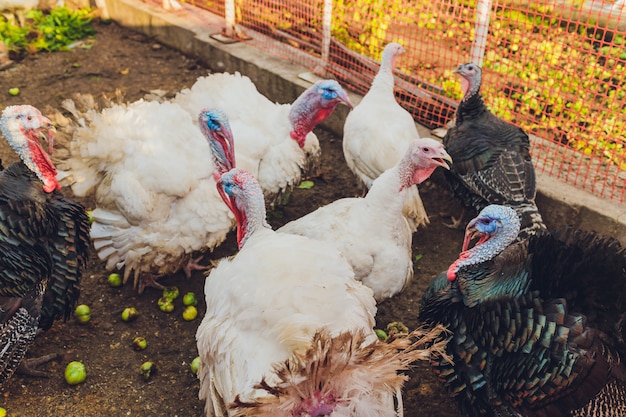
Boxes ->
[196,228,378,416]
[279,138,451,301]
[195,170,384,416]
[172,72,321,205]
[342,43,428,230]
[53,96,234,288]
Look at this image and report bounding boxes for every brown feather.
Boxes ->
[230,326,450,417]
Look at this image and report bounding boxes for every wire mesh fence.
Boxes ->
[180,0,626,202]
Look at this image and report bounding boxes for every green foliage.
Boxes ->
[332,0,418,57]
[328,0,625,170]
[427,4,625,170]
[0,17,29,50]
[0,6,95,57]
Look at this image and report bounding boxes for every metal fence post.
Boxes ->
[472,0,492,66]
[225,0,236,36]
[315,0,333,76]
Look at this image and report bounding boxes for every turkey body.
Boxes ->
[419,205,626,417]
[197,168,443,417]
[342,42,429,231]
[279,138,452,301]
[197,226,379,415]
[0,105,90,385]
[172,71,352,207]
[442,63,546,240]
[54,74,350,291]
[55,98,235,291]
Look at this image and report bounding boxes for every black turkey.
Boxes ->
[442,63,546,241]
[0,105,90,385]
[419,204,626,417]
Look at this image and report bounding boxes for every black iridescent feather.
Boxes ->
[443,64,546,241]
[0,105,90,385]
[420,205,626,417]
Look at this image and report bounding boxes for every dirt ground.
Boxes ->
[0,20,466,416]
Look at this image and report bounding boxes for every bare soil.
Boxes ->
[0,20,464,417]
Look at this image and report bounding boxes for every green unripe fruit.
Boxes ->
[107,273,122,287]
[132,336,147,351]
[375,329,388,342]
[140,361,156,380]
[162,286,179,301]
[121,307,138,322]
[183,292,197,306]
[64,361,86,385]
[182,305,198,321]
[190,356,200,375]
[157,297,174,313]
[74,304,91,324]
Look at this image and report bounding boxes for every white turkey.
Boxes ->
[278,138,451,301]
[52,101,238,292]
[0,105,90,384]
[342,42,428,231]
[196,167,448,417]
[171,72,353,207]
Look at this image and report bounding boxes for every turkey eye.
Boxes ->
[423,147,430,152]
[323,88,337,98]
[224,183,235,195]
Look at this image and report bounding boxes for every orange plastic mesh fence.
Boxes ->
[182,0,626,202]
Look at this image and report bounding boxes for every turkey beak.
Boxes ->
[462,219,491,252]
[337,90,353,110]
[462,220,482,252]
[462,227,480,252]
[435,152,453,170]
[214,129,237,172]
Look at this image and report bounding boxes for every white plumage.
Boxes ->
[52,73,350,292]
[172,72,352,207]
[279,138,451,301]
[196,168,443,417]
[53,98,235,292]
[342,42,428,231]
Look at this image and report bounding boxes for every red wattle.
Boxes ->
[412,167,436,185]
[447,259,460,281]
[462,231,474,252]
[27,137,59,192]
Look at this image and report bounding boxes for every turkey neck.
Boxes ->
[456,86,486,125]
[233,179,271,250]
[364,166,408,217]
[370,49,398,95]
[289,103,323,147]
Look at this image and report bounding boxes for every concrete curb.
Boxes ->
[103,0,626,244]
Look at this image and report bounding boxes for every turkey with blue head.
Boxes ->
[419,204,626,417]
[442,63,546,241]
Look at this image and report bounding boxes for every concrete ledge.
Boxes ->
[103,0,626,245]
[102,0,354,134]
